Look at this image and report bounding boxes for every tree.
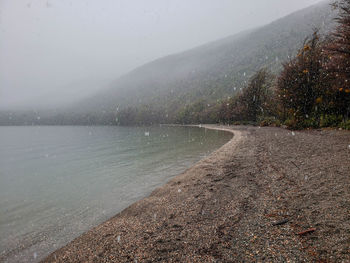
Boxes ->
[277,31,329,125]
[326,0,350,120]
[239,69,273,122]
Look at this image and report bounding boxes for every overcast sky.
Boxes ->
[0,0,324,109]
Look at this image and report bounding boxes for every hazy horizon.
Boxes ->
[0,0,325,110]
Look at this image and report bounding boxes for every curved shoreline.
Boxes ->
[42,125,244,262]
[43,125,350,262]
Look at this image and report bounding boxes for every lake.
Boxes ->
[0,125,231,262]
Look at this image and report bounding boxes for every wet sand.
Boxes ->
[43,125,350,262]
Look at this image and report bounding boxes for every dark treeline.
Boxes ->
[0,111,116,126]
[117,0,350,129]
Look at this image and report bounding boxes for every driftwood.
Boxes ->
[297,228,316,236]
[272,219,289,226]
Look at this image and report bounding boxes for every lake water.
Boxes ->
[0,125,231,262]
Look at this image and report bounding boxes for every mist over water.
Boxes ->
[0,125,232,262]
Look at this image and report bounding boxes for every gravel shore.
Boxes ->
[43,125,350,262]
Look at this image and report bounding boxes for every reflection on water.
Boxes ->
[0,125,231,262]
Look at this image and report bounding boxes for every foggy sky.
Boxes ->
[0,0,324,110]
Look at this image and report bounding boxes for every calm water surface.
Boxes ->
[0,125,231,262]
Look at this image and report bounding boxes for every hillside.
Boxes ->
[0,1,336,125]
[77,1,335,112]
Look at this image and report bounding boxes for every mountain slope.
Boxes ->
[0,1,337,125]
[76,1,335,115]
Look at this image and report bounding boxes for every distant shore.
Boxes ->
[43,125,350,262]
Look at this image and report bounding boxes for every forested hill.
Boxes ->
[0,1,336,125]
[76,1,334,112]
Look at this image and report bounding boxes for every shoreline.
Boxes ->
[41,125,242,262]
[43,125,350,262]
